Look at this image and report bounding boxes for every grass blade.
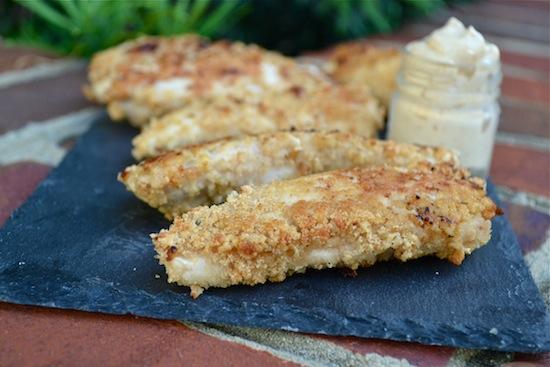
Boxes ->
[15,0,75,32]
[199,0,243,36]
[53,0,80,23]
[187,0,210,28]
[360,0,392,32]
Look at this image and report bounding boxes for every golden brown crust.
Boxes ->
[120,132,461,218]
[153,164,497,297]
[132,84,384,159]
[87,35,209,102]
[86,35,330,126]
[324,42,402,107]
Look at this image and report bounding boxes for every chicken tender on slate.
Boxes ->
[152,164,499,298]
[324,42,402,108]
[132,84,384,159]
[85,35,330,126]
[120,131,460,218]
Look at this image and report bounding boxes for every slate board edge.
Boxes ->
[1,282,549,353]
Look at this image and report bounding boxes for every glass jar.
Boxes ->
[387,47,502,177]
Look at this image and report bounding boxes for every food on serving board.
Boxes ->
[85,35,332,126]
[132,84,383,160]
[120,131,460,218]
[152,164,499,298]
[324,42,402,109]
[83,25,501,300]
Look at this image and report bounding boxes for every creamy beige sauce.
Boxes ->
[388,17,501,176]
[407,17,499,67]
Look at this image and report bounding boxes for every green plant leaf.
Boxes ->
[360,0,392,32]
[183,0,209,31]
[404,0,443,13]
[4,0,450,58]
[199,0,242,36]
[15,0,75,31]
[53,0,80,24]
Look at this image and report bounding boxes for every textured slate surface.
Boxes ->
[0,116,549,353]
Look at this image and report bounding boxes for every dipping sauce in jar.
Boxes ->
[388,17,501,177]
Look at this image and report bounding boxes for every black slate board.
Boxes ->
[1,115,549,353]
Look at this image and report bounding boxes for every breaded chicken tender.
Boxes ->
[120,131,459,218]
[325,42,402,108]
[85,35,329,126]
[132,84,384,159]
[153,164,499,298]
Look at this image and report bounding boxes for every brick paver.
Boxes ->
[0,303,296,367]
[0,68,91,133]
[0,162,52,225]
[491,144,550,197]
[499,98,549,138]
[503,202,550,254]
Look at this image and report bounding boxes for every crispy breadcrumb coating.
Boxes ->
[120,131,459,219]
[152,164,498,298]
[324,42,402,108]
[132,84,384,159]
[85,35,330,126]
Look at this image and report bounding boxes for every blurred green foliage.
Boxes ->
[2,0,246,56]
[229,0,447,54]
[1,0,451,56]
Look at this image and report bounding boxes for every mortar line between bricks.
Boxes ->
[525,228,550,310]
[182,322,414,367]
[495,185,550,215]
[446,349,513,367]
[0,107,103,166]
[501,64,548,81]
[501,95,549,110]
[181,322,316,367]
[0,59,86,89]
[495,131,550,152]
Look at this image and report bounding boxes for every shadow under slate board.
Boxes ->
[0,115,549,353]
